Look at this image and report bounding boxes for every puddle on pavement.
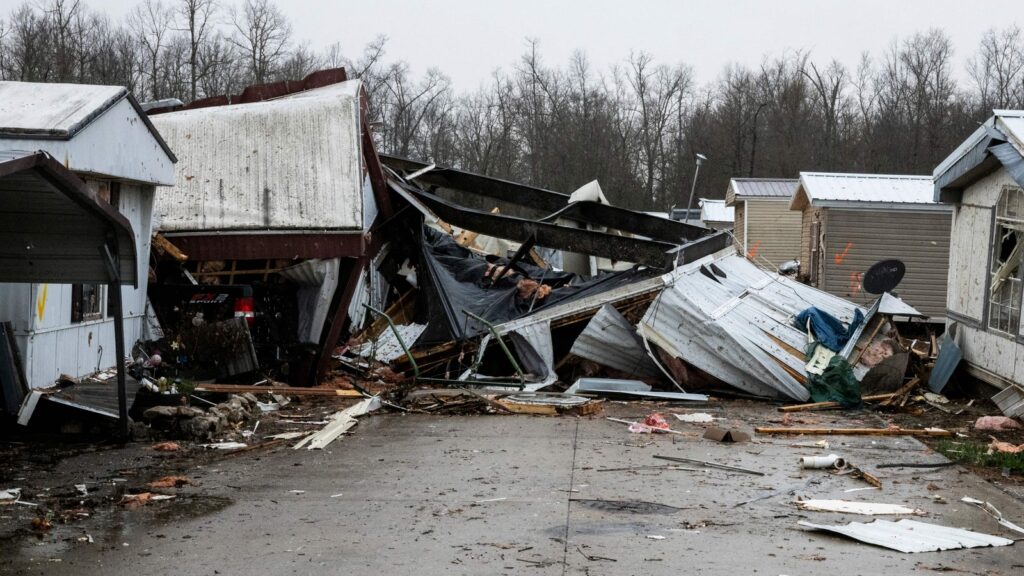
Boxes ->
[151,494,233,523]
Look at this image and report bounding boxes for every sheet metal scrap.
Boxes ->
[798,519,1014,553]
[638,251,866,401]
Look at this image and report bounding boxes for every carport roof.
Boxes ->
[0,150,137,286]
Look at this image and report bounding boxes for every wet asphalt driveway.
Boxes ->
[6,404,1024,575]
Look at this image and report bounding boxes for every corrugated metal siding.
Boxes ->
[733,202,745,253]
[731,178,800,199]
[799,519,1013,553]
[822,209,950,318]
[152,81,363,232]
[745,199,801,268]
[639,251,866,400]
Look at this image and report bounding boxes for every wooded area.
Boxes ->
[2,0,1024,210]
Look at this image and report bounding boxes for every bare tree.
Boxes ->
[174,0,217,101]
[229,0,290,84]
[128,0,174,99]
[968,26,1024,110]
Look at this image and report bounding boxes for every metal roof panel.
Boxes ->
[799,172,936,205]
[730,178,800,199]
[0,82,126,138]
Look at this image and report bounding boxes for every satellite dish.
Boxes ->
[862,259,905,295]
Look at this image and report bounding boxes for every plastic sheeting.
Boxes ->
[279,258,341,344]
[416,226,654,345]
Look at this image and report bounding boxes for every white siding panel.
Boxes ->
[32,284,72,331]
[958,323,1020,385]
[947,204,991,321]
[0,284,32,331]
[153,81,364,232]
[0,98,174,185]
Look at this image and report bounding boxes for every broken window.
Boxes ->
[989,186,1024,335]
[71,284,104,323]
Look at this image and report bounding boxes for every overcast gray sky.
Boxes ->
[4,0,1021,90]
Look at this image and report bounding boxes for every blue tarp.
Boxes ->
[794,307,864,353]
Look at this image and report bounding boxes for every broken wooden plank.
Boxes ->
[880,376,921,407]
[778,393,896,413]
[754,426,952,437]
[194,384,362,397]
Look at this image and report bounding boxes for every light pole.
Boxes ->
[685,153,707,223]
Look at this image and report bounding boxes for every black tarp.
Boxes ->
[416,225,655,345]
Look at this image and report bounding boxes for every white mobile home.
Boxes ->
[934,110,1024,389]
[0,82,175,389]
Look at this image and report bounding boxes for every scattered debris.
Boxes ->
[576,546,617,562]
[798,519,1013,553]
[653,454,764,476]
[987,436,1024,454]
[991,384,1024,418]
[294,396,381,450]
[494,393,602,416]
[0,488,21,505]
[795,499,923,515]
[702,427,751,443]
[960,497,1024,536]
[267,431,309,440]
[151,441,181,452]
[572,499,686,514]
[194,384,362,397]
[607,417,687,436]
[779,393,896,412]
[673,412,716,423]
[973,416,1021,431]
[755,426,952,437]
[120,493,176,508]
[566,379,708,402]
[147,476,194,489]
[799,454,846,469]
[200,442,248,450]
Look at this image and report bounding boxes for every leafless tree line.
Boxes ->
[2,1,1024,210]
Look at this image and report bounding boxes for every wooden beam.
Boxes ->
[778,393,897,412]
[754,426,951,437]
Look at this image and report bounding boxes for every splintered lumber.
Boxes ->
[152,233,188,261]
[194,384,362,397]
[779,393,897,412]
[879,376,920,407]
[754,426,952,437]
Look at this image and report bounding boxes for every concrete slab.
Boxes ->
[5,406,1022,575]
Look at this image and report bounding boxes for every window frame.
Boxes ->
[988,186,1024,337]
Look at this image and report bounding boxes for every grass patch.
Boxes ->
[934,439,1024,473]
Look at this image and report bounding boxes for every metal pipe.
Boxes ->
[462,311,526,384]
